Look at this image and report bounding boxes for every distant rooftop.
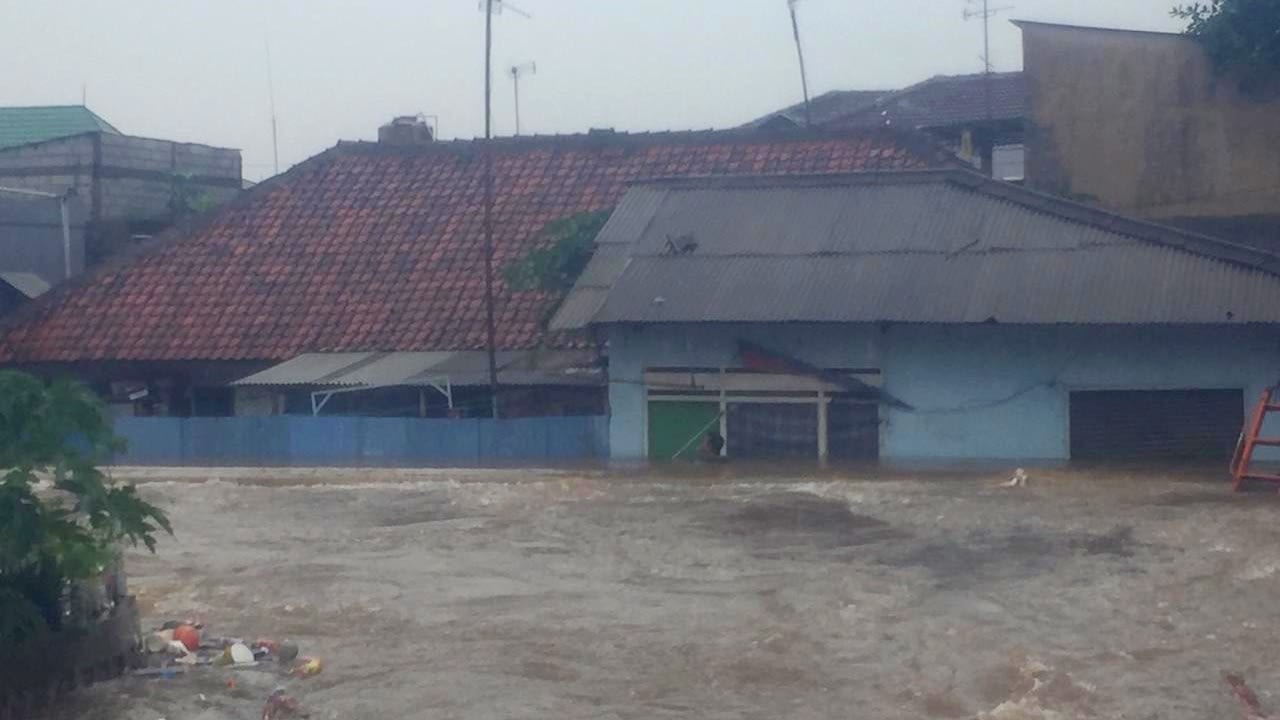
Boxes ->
[747,72,1027,131]
[744,89,889,129]
[0,105,120,150]
[1011,19,1182,37]
[840,71,1026,129]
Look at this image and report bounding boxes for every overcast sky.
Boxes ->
[2,1,1184,181]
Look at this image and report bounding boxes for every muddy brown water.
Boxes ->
[46,466,1280,719]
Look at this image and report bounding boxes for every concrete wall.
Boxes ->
[113,415,610,467]
[881,324,1280,461]
[0,135,96,219]
[0,132,241,222]
[609,323,1280,462]
[1021,24,1280,221]
[0,192,86,281]
[97,133,241,220]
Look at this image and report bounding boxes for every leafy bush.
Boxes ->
[503,210,612,294]
[1173,0,1280,95]
[0,371,170,643]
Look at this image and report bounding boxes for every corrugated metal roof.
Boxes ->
[233,350,601,388]
[0,272,51,300]
[335,352,460,387]
[553,170,1280,329]
[232,352,378,386]
[0,106,120,150]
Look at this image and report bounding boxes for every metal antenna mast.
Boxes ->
[265,37,280,176]
[787,0,813,128]
[510,62,537,135]
[479,0,530,418]
[963,0,1013,121]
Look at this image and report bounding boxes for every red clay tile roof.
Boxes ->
[0,127,948,363]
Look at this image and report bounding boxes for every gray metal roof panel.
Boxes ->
[549,288,612,332]
[231,352,376,386]
[594,248,1280,325]
[234,350,602,388]
[562,170,1280,328]
[334,352,460,386]
[0,272,52,299]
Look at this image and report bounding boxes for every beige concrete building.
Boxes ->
[1018,21,1280,238]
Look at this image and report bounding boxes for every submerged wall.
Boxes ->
[607,323,883,460]
[113,415,609,467]
[609,323,1280,462]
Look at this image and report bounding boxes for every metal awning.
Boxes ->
[232,350,603,415]
[231,352,379,387]
[0,271,52,299]
[233,350,601,388]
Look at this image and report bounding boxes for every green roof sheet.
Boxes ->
[0,105,120,150]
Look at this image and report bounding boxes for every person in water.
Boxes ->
[702,430,725,461]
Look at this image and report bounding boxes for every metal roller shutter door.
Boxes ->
[1069,389,1243,461]
[726,403,818,459]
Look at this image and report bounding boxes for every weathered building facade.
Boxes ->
[0,130,242,266]
[1019,22,1280,240]
[557,171,1280,464]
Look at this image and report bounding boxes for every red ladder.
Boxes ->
[1231,387,1280,491]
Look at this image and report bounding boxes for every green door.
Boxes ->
[648,401,721,461]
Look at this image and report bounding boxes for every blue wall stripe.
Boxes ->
[112,416,609,467]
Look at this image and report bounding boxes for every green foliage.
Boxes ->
[1172,0,1280,94]
[169,172,217,217]
[0,371,170,643]
[503,210,612,294]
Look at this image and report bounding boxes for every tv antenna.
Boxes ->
[478,0,531,417]
[265,37,280,176]
[510,62,536,135]
[479,0,532,18]
[786,0,813,128]
[963,0,1013,122]
[963,0,1013,75]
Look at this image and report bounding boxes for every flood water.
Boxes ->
[51,466,1280,719]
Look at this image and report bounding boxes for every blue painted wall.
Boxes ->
[608,323,1280,462]
[607,324,882,459]
[112,415,609,467]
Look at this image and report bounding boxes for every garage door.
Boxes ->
[648,401,720,461]
[1069,389,1243,461]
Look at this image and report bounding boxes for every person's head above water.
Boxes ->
[704,431,725,456]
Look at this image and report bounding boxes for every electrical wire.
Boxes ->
[294,371,1058,419]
